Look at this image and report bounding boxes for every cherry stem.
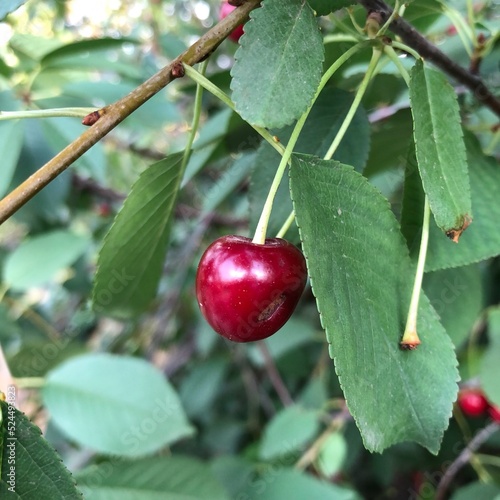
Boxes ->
[271,41,369,240]
[252,115,305,244]
[441,3,474,56]
[390,41,421,60]
[179,60,208,178]
[0,108,97,121]
[182,64,285,157]
[401,196,430,349]
[275,211,296,239]
[383,45,412,86]
[324,46,382,160]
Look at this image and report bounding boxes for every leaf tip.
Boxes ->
[446,214,472,243]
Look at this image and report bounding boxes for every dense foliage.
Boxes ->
[0,0,500,498]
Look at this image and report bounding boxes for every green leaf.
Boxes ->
[290,154,458,453]
[201,152,256,215]
[451,482,500,500]
[8,33,62,61]
[259,405,320,460]
[308,0,356,14]
[249,87,370,239]
[364,109,413,177]
[480,308,500,408]
[231,0,324,128]
[42,353,194,457]
[0,120,23,198]
[76,456,229,500]
[11,120,71,225]
[180,359,229,418]
[41,118,106,182]
[318,432,347,477]
[248,317,317,366]
[3,230,89,291]
[40,37,139,66]
[404,133,500,271]
[423,265,483,348]
[409,60,472,238]
[0,0,28,20]
[0,400,82,498]
[92,153,184,318]
[239,468,359,500]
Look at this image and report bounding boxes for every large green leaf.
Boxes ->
[0,120,24,198]
[403,133,500,271]
[231,0,324,128]
[307,0,355,15]
[92,153,184,318]
[423,265,483,348]
[42,353,194,457]
[480,308,500,408]
[0,400,82,498]
[259,405,320,460]
[238,468,359,500]
[40,37,139,66]
[41,118,106,182]
[409,60,472,238]
[290,154,458,453]
[3,230,90,291]
[249,87,370,239]
[76,456,229,500]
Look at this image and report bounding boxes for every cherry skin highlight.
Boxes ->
[457,389,489,417]
[196,235,307,342]
[219,1,245,43]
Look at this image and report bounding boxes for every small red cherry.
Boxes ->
[457,389,489,417]
[196,235,307,342]
[219,1,245,43]
[488,405,500,422]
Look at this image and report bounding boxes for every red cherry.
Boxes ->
[488,405,500,422]
[219,1,245,43]
[457,389,489,417]
[196,235,307,342]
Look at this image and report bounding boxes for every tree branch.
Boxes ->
[435,421,500,500]
[358,0,500,118]
[0,0,261,224]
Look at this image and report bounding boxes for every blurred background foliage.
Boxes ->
[0,0,499,499]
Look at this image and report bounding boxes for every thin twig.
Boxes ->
[295,406,351,471]
[0,0,262,224]
[357,0,500,117]
[435,421,500,500]
[257,341,294,407]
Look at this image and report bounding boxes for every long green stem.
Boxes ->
[384,45,411,86]
[0,108,96,121]
[440,3,473,56]
[179,60,208,176]
[276,211,296,239]
[182,63,285,157]
[324,47,381,160]
[390,41,421,60]
[252,112,306,244]
[400,197,431,349]
[271,42,368,239]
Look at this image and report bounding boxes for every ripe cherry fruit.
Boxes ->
[219,1,245,43]
[457,389,489,417]
[196,235,307,342]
